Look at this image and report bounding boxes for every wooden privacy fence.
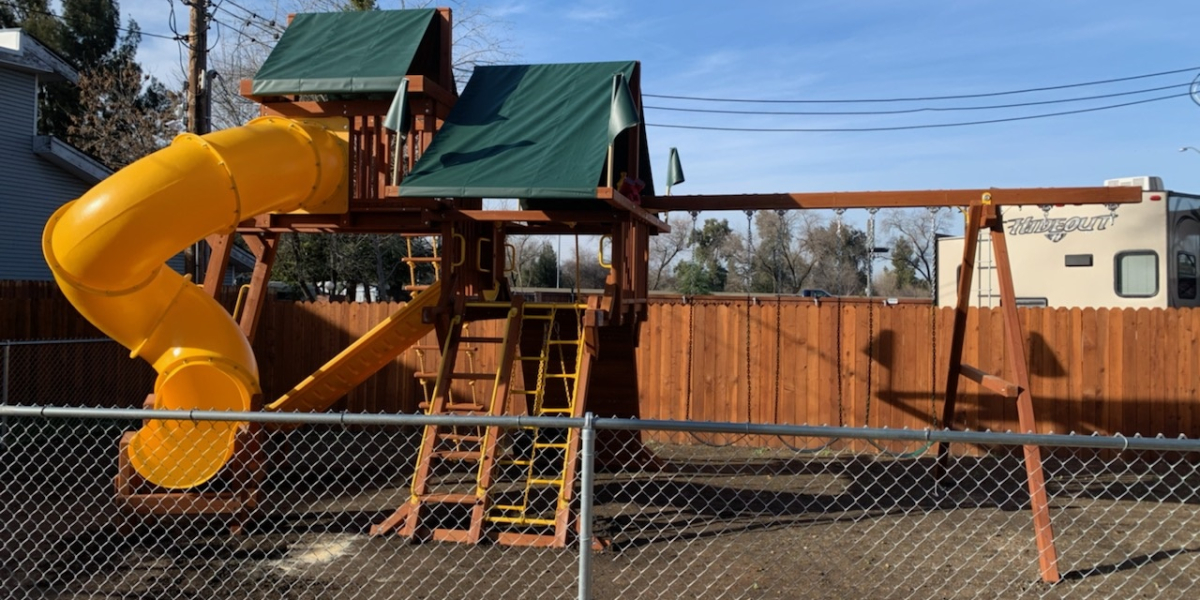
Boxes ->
[5,281,1199,439]
[255,296,1200,439]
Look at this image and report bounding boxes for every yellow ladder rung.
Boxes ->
[538,408,573,414]
[499,459,533,466]
[529,478,564,486]
[546,340,579,346]
[545,374,576,379]
[486,515,557,526]
[534,443,569,449]
[510,390,539,395]
[491,504,527,512]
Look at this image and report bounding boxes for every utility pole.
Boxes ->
[184,0,210,280]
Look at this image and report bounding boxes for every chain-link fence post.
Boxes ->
[578,412,595,600]
[1,341,9,450]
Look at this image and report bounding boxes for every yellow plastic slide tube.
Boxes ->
[43,117,347,489]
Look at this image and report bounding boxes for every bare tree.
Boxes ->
[881,208,955,285]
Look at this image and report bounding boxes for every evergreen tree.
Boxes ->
[1,3,16,27]
[674,218,734,295]
[889,236,921,290]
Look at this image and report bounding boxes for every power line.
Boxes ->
[646,82,1191,116]
[646,65,1200,104]
[647,91,1189,132]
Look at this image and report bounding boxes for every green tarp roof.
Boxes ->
[251,9,435,96]
[399,61,654,200]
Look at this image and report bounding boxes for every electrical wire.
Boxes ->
[648,91,1189,133]
[646,64,1200,104]
[645,82,1191,116]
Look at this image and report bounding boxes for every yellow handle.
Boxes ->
[232,284,251,321]
[451,233,466,269]
[476,237,493,273]
[504,243,516,274]
[598,235,613,269]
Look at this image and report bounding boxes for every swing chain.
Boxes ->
[929,207,940,427]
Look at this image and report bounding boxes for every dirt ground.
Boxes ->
[3,426,1199,600]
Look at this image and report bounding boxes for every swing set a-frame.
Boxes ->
[50,8,1147,584]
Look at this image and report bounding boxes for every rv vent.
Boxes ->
[1104,176,1164,191]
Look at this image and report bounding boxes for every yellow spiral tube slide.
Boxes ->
[42,116,347,489]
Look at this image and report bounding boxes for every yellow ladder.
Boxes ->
[402,234,441,294]
[488,303,590,547]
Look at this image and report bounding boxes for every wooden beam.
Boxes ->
[959,364,1019,399]
[448,210,625,223]
[202,233,234,298]
[596,188,671,232]
[987,205,1060,583]
[408,75,457,109]
[239,233,280,343]
[643,187,1143,211]
[934,203,985,471]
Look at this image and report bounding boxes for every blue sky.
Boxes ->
[122,0,1200,202]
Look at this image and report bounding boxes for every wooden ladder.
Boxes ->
[371,297,525,542]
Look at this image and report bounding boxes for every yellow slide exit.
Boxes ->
[43,116,347,489]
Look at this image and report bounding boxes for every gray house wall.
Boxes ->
[0,67,97,280]
[0,66,185,281]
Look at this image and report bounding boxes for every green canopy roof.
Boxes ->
[251,9,436,96]
[399,61,654,200]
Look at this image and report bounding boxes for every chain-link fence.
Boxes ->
[2,406,1198,600]
[0,339,156,408]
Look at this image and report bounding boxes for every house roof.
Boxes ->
[32,136,112,185]
[398,61,655,201]
[250,9,437,95]
[0,29,77,82]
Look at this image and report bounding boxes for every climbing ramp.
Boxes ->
[266,280,442,415]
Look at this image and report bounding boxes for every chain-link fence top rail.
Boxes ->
[2,407,1199,600]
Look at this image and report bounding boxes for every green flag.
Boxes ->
[383,78,410,135]
[666,147,685,194]
[609,72,639,142]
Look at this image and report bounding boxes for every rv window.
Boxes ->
[1178,252,1198,300]
[1065,254,1093,267]
[1114,251,1158,298]
[1015,298,1048,307]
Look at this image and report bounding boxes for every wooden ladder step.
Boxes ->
[414,371,496,380]
[461,336,504,344]
[431,450,481,461]
[440,433,484,443]
[419,401,488,412]
[421,493,480,504]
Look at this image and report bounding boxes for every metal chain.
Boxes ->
[865,294,874,428]
[745,210,755,423]
[929,207,940,427]
[835,296,844,427]
[864,209,879,427]
[685,297,694,420]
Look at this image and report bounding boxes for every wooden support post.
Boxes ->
[202,233,234,298]
[934,203,984,475]
[986,205,1060,583]
[239,233,280,343]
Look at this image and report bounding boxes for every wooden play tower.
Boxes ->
[105,7,1145,580]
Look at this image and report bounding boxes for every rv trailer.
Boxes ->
[935,176,1200,309]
